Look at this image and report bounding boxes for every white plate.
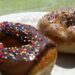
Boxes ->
[0,12,75,75]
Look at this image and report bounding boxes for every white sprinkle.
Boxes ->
[15,27,18,29]
[35,35,38,38]
[5,56,8,59]
[15,53,18,55]
[29,54,35,61]
[8,47,10,49]
[5,48,7,50]
[24,40,26,42]
[4,52,7,54]
[35,49,39,52]
[23,57,26,60]
[28,40,31,42]
[22,45,24,48]
[16,48,19,51]
[25,36,27,38]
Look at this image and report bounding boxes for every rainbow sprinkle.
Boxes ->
[0,22,49,62]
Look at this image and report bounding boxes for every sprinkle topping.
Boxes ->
[0,22,49,62]
[47,9,75,28]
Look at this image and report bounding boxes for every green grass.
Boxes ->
[0,0,75,15]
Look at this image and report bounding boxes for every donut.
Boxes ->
[0,22,57,75]
[38,9,75,53]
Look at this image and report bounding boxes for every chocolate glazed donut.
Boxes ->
[0,22,57,75]
[38,9,75,53]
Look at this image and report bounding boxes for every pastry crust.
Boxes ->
[30,47,57,75]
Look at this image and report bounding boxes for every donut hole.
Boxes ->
[66,16,75,27]
[60,13,75,28]
[0,31,32,48]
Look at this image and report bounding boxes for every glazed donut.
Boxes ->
[0,22,57,75]
[38,9,75,53]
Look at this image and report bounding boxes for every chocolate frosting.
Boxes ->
[0,22,55,75]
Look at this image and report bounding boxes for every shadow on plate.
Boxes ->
[56,53,75,69]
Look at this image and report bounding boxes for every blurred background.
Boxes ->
[0,0,75,15]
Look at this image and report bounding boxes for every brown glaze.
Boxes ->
[0,29,57,75]
[38,10,75,53]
